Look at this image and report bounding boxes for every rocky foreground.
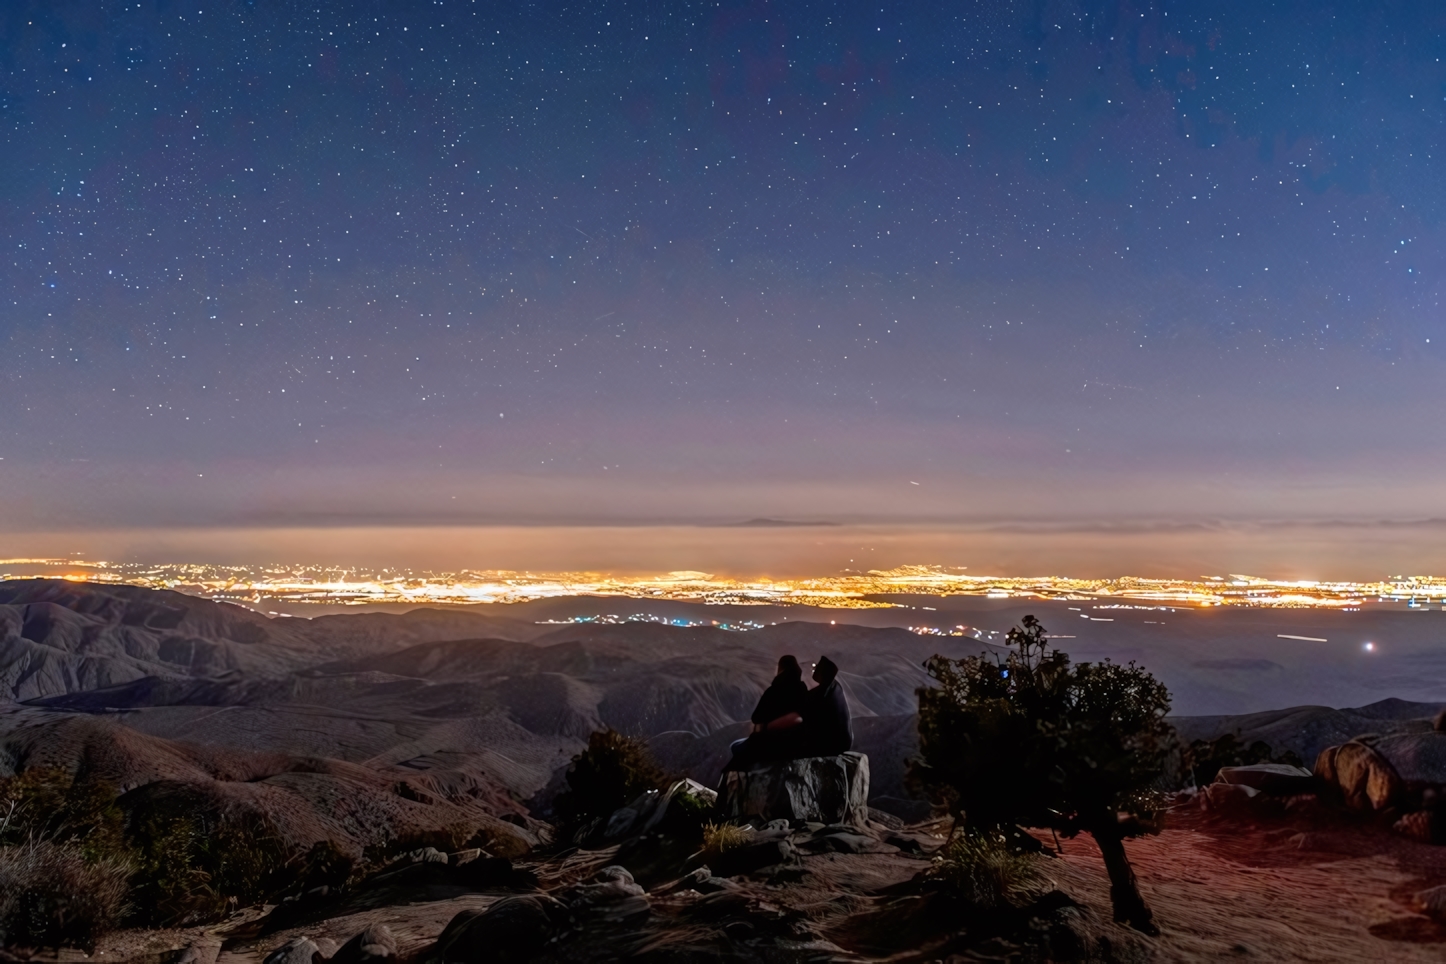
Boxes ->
[13,794,1446,964]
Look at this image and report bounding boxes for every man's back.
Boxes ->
[804,678,852,756]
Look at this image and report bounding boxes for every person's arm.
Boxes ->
[765,712,803,731]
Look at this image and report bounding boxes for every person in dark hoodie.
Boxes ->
[800,655,852,756]
[723,655,810,771]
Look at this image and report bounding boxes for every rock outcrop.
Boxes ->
[1316,732,1446,812]
[717,753,869,826]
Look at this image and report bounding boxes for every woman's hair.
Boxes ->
[777,654,802,679]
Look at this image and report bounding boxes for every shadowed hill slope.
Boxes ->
[0,580,544,703]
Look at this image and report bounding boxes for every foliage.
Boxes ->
[909,615,1174,933]
[0,769,133,949]
[700,821,753,857]
[929,830,1041,909]
[0,767,128,859]
[552,729,670,830]
[1183,734,1304,788]
[124,791,292,927]
[0,840,130,951]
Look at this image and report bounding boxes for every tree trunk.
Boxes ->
[1090,817,1158,935]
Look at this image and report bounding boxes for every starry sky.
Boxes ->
[2,1,1445,554]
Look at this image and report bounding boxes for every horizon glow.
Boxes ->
[6,559,1445,612]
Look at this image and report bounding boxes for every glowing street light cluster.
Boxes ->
[3,559,1445,611]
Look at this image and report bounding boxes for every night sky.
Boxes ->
[3,1,1444,547]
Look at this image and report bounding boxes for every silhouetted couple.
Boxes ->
[722,654,852,772]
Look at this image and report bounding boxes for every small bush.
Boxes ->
[930,831,1040,909]
[0,840,130,950]
[552,729,670,830]
[0,767,128,858]
[700,822,752,857]
[125,792,291,927]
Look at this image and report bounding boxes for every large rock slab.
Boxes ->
[717,752,869,826]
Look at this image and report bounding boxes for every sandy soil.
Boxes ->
[1037,808,1446,963]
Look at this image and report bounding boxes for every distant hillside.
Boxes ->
[1170,697,1443,764]
[0,579,999,815]
[0,579,544,703]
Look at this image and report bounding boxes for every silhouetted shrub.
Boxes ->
[552,729,669,831]
[0,840,130,951]
[909,615,1173,934]
[1183,733,1305,787]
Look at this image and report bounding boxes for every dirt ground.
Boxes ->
[1037,807,1446,963]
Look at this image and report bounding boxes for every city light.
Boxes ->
[3,559,1445,611]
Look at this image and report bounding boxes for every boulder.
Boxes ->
[1395,810,1437,844]
[263,938,321,964]
[597,778,717,843]
[1315,740,1402,811]
[717,753,869,827]
[430,895,568,964]
[562,866,651,922]
[1214,763,1316,796]
[332,925,398,964]
[173,941,221,964]
[1316,733,1446,812]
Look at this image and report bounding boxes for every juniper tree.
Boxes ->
[910,615,1173,934]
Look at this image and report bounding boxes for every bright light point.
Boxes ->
[1363,641,1376,652]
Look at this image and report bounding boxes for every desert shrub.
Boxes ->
[1183,734,1305,787]
[0,840,130,951]
[125,792,291,927]
[0,767,128,859]
[929,831,1041,908]
[700,821,752,857]
[909,615,1173,934]
[552,729,670,830]
[0,769,134,950]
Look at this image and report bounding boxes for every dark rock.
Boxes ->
[717,752,869,826]
[430,895,568,963]
[454,856,530,890]
[711,837,796,877]
[1394,810,1439,844]
[263,938,322,964]
[173,941,221,964]
[332,925,397,964]
[595,778,718,844]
